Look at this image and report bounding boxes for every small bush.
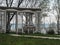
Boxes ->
[47,29,55,34]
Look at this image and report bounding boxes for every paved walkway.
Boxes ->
[9,34,60,40]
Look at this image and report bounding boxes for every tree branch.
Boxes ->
[6,0,8,7]
[10,0,13,7]
[17,0,23,7]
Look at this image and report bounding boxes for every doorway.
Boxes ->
[6,10,17,33]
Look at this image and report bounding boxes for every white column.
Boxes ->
[4,11,6,33]
[35,12,38,32]
[16,11,18,34]
[33,28,34,34]
[28,28,29,34]
[22,13,24,33]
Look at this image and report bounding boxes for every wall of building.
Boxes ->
[0,11,6,33]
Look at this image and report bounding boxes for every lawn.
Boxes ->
[18,33,60,37]
[9,32,60,37]
[0,34,60,45]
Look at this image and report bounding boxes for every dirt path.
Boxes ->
[9,34,60,40]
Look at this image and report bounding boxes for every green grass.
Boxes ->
[0,34,60,45]
[9,32,60,37]
[18,33,60,37]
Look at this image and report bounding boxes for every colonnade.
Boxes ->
[0,9,41,34]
